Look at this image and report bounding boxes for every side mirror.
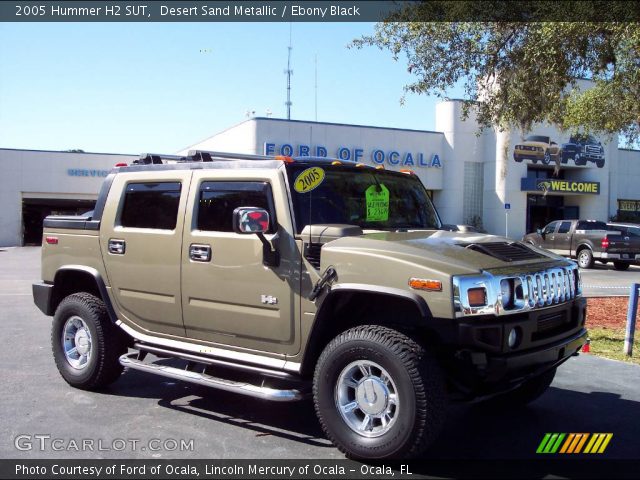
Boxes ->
[233,207,270,234]
[232,207,279,267]
[537,228,543,235]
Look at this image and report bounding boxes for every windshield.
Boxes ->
[286,164,441,233]
[525,135,550,143]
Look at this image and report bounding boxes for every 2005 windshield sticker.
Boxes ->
[294,167,325,193]
[365,184,390,222]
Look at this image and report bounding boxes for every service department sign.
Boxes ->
[520,178,600,195]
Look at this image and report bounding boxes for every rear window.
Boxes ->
[577,221,607,231]
[120,182,181,229]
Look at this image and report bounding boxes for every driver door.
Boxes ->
[180,170,299,355]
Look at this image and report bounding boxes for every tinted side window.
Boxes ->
[120,182,181,229]
[542,222,558,235]
[196,182,275,233]
[558,221,572,234]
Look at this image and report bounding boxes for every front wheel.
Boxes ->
[613,261,630,271]
[313,325,445,460]
[542,150,551,165]
[577,248,594,269]
[52,293,128,390]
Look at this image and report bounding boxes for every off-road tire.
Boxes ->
[596,158,605,168]
[543,150,551,165]
[313,325,446,460]
[577,248,594,269]
[52,293,127,390]
[574,153,586,166]
[485,368,556,408]
[613,261,630,271]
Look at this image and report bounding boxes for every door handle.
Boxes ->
[189,244,211,262]
[108,239,126,255]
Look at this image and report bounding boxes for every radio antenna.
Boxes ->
[285,23,293,120]
[314,54,318,122]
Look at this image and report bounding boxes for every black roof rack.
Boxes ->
[187,150,276,162]
[132,150,354,166]
[134,153,189,165]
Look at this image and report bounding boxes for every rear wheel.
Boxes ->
[52,293,128,390]
[577,248,594,269]
[313,325,445,460]
[613,261,630,271]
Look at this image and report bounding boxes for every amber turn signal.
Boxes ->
[408,278,442,292]
[467,287,487,307]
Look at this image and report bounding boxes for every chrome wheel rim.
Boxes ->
[578,251,590,268]
[335,360,399,438]
[62,316,93,370]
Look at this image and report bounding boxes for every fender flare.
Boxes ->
[325,283,430,318]
[52,265,118,323]
[299,283,432,375]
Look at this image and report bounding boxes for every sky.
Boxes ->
[0,22,465,155]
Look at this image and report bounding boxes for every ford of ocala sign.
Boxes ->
[264,142,442,168]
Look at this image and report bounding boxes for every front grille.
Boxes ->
[304,243,322,269]
[525,268,577,307]
[532,310,575,341]
[463,242,547,262]
[586,145,601,154]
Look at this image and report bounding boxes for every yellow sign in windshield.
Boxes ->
[294,167,325,193]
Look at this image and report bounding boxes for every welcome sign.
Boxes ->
[520,178,601,195]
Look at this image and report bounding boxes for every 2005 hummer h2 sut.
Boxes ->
[33,151,587,460]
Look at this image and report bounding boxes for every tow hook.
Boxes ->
[309,267,337,301]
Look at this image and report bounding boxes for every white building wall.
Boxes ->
[178,120,258,156]
[0,149,136,247]
[614,149,640,204]
[435,101,479,225]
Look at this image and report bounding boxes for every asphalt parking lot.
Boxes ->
[579,261,640,297]
[1,247,639,463]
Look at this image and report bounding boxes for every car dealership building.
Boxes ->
[1,99,639,247]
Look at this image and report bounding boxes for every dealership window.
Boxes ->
[196,182,276,233]
[463,162,483,225]
[526,167,565,180]
[120,182,181,229]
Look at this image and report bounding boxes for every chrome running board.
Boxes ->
[119,353,307,402]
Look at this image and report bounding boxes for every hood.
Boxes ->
[517,141,547,148]
[321,230,563,276]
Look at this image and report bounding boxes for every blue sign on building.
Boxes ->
[263,142,442,168]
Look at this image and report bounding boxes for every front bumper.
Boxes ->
[598,252,639,261]
[447,298,587,397]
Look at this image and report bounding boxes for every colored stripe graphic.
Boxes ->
[537,433,613,454]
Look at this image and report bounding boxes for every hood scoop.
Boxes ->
[460,242,547,262]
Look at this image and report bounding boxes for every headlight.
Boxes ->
[500,279,513,308]
[467,287,487,307]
